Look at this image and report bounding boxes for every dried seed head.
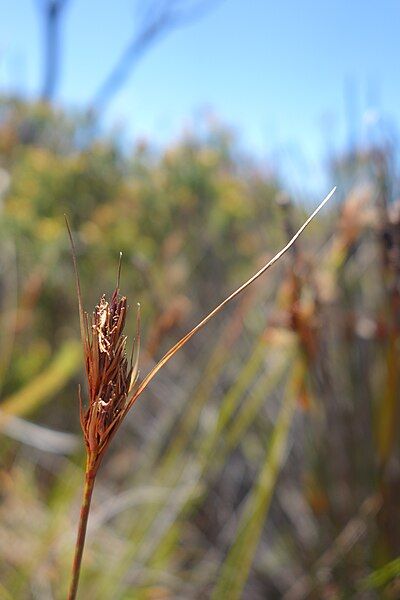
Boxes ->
[65,219,140,466]
[80,288,140,459]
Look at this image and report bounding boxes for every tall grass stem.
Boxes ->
[68,461,97,600]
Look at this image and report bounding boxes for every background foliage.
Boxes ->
[0,98,399,599]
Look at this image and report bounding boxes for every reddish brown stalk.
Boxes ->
[67,457,97,600]
[66,186,335,599]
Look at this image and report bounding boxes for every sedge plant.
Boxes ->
[66,187,336,599]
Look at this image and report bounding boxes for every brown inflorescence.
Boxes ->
[80,289,140,464]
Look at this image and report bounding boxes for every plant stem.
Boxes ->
[68,460,97,600]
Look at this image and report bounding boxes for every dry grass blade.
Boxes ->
[125,186,336,412]
[65,218,87,352]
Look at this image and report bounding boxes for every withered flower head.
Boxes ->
[80,285,140,464]
[66,224,140,470]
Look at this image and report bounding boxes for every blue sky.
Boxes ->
[1,0,399,194]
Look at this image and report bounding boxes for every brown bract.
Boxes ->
[65,221,141,472]
[79,289,140,464]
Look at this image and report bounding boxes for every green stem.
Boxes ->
[68,460,97,600]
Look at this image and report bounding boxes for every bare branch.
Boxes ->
[36,0,70,101]
[90,0,223,113]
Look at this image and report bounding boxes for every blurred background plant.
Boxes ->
[1,1,400,598]
[0,97,399,599]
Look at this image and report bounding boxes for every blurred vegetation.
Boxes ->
[0,97,399,599]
